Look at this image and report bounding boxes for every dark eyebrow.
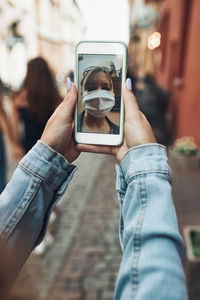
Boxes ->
[85,82,98,91]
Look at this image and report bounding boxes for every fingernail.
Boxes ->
[66,77,72,91]
[126,78,132,91]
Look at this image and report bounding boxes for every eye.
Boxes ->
[104,87,111,91]
[86,85,95,92]
[86,82,97,92]
[101,83,111,91]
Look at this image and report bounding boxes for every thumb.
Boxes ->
[62,79,77,119]
[122,79,141,122]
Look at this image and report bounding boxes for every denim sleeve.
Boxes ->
[114,144,188,300]
[0,140,77,292]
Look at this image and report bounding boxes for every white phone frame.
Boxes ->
[74,41,127,146]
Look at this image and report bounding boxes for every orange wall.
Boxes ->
[158,0,200,145]
[158,0,184,88]
[177,0,200,145]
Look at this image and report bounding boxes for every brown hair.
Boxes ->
[23,57,60,121]
[82,67,114,93]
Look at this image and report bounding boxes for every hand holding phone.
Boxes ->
[74,41,127,146]
[76,81,156,162]
[41,82,80,163]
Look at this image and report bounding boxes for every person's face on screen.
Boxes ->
[84,70,114,93]
[81,69,115,118]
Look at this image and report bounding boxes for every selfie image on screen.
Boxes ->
[77,54,123,134]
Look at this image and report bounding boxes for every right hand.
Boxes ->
[76,79,156,162]
[121,82,156,149]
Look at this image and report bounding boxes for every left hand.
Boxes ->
[41,81,80,163]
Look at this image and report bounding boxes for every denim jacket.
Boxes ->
[0,141,188,299]
[114,144,188,299]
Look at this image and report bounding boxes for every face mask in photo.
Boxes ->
[82,89,115,118]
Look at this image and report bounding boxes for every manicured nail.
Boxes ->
[126,78,132,91]
[66,77,72,91]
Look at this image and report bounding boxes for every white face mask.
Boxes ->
[82,89,115,118]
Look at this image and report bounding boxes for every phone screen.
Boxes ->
[77,54,123,135]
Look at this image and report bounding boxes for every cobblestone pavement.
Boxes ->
[171,166,200,300]
[4,146,200,300]
[7,153,121,300]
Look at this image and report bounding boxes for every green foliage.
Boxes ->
[173,136,199,156]
[191,231,200,258]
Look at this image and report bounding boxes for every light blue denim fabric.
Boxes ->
[0,141,188,299]
[114,144,188,300]
[0,132,6,193]
[0,140,76,287]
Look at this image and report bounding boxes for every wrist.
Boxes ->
[120,143,170,182]
[19,140,76,190]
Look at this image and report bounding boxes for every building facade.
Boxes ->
[157,0,200,145]
[0,0,85,89]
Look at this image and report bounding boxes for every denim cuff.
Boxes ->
[115,165,127,202]
[19,140,77,194]
[120,143,171,183]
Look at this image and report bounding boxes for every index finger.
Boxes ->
[122,81,141,121]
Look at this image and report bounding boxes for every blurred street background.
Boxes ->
[0,0,200,299]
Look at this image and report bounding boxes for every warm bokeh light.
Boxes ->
[147,31,161,50]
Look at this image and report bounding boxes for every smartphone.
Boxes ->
[74,41,127,146]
